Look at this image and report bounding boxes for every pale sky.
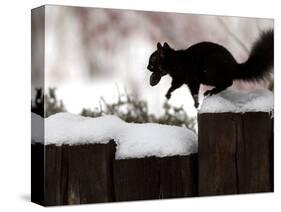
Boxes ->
[32,5,273,118]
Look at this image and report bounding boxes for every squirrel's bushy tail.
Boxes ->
[233,30,273,81]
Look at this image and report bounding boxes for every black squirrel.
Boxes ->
[147,30,273,108]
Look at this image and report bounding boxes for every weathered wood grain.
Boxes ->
[32,111,273,206]
[114,154,198,201]
[159,155,198,198]
[237,112,273,193]
[113,157,160,201]
[198,112,273,196]
[44,141,116,206]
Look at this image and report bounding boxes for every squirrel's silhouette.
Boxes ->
[147,30,273,108]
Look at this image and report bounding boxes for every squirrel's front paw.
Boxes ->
[204,90,212,96]
[165,93,171,100]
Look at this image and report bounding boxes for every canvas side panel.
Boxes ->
[31,6,45,206]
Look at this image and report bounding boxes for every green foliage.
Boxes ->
[44,88,66,117]
[81,93,196,131]
[31,88,44,117]
[156,102,196,129]
[32,88,196,131]
[31,88,66,117]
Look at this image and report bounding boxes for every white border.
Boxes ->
[0,0,280,211]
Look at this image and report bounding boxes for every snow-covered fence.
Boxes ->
[31,113,198,206]
[31,89,273,206]
[113,121,198,201]
[198,89,274,196]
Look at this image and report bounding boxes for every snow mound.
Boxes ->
[31,112,197,158]
[45,113,124,145]
[199,89,273,114]
[31,113,44,144]
[115,122,197,159]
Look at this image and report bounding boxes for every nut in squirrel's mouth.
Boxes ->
[149,72,162,86]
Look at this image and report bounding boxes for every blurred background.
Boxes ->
[32,5,273,130]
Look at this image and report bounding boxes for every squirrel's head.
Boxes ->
[147,42,173,86]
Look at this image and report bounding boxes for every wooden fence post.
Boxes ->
[44,141,116,206]
[198,112,273,196]
[113,154,198,201]
[31,143,45,205]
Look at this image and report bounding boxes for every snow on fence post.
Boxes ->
[32,113,122,206]
[197,90,274,196]
[113,123,198,201]
[32,112,198,205]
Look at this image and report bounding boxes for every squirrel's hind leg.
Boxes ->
[204,81,233,96]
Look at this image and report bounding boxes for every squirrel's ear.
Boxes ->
[163,42,170,49]
[157,42,162,50]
